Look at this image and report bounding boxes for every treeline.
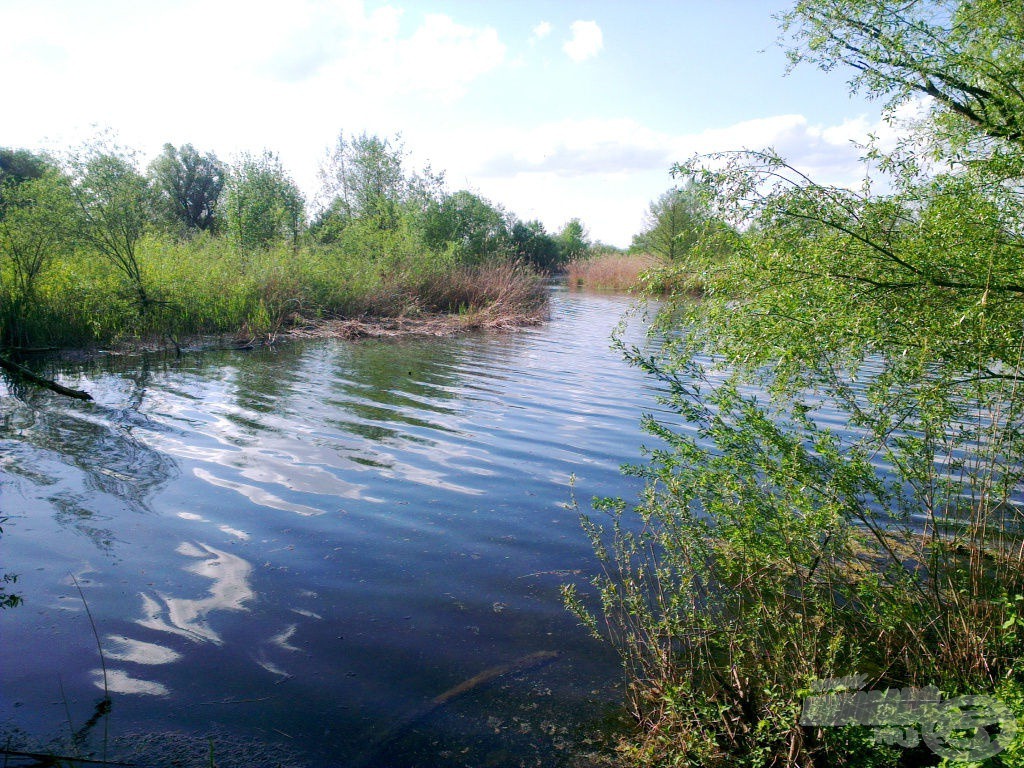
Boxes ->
[0,131,590,349]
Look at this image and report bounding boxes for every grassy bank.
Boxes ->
[0,133,577,358]
[7,234,547,352]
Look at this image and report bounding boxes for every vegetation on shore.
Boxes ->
[566,252,664,292]
[567,0,1024,765]
[0,132,585,359]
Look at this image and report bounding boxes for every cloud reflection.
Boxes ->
[136,542,254,645]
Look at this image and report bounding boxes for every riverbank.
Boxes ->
[2,255,548,364]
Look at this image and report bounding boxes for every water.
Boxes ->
[0,286,671,767]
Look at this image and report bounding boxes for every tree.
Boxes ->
[0,168,76,345]
[316,131,407,237]
[65,138,154,308]
[780,0,1024,151]
[149,143,225,234]
[634,182,711,260]
[0,148,49,188]
[421,190,509,263]
[557,218,589,261]
[224,151,305,252]
[575,2,1024,764]
[509,219,561,271]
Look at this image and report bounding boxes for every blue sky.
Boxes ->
[2,0,890,246]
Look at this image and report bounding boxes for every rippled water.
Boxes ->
[1,286,674,766]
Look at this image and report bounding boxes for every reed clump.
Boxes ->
[566,253,664,292]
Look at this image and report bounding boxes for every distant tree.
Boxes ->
[224,151,305,252]
[634,182,712,261]
[149,143,225,234]
[316,131,406,238]
[557,218,589,261]
[0,148,49,188]
[422,190,509,263]
[65,138,154,308]
[510,219,561,271]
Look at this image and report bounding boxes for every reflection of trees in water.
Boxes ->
[326,337,474,444]
[0,365,178,551]
[338,336,469,404]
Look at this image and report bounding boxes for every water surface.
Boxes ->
[1,286,669,766]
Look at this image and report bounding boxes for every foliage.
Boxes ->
[572,0,1024,765]
[632,182,720,261]
[779,0,1024,151]
[316,131,408,239]
[557,218,590,261]
[420,190,510,263]
[224,151,305,253]
[149,143,226,234]
[0,147,50,190]
[64,136,154,308]
[0,132,554,351]
[0,169,76,345]
[510,219,563,272]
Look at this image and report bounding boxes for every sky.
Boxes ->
[1,0,892,247]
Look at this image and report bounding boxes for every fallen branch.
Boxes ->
[0,354,93,401]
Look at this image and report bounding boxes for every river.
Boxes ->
[0,285,672,767]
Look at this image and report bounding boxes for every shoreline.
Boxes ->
[8,303,550,368]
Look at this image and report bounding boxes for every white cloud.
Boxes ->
[563,20,603,62]
[263,6,506,103]
[531,21,553,41]
[430,109,905,246]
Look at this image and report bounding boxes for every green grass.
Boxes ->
[1,234,546,349]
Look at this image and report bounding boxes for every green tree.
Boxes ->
[573,1,1024,765]
[556,218,589,261]
[0,169,76,345]
[0,148,50,189]
[421,190,509,263]
[510,219,561,271]
[633,182,711,261]
[149,143,226,234]
[316,131,406,238]
[65,138,154,308]
[780,0,1024,150]
[224,151,305,252]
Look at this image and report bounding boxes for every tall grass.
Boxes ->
[3,234,546,349]
[566,253,664,292]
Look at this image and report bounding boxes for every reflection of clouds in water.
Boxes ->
[91,668,170,697]
[369,446,485,495]
[175,510,249,540]
[192,468,327,517]
[136,542,254,645]
[105,635,182,665]
[142,415,377,504]
[253,654,291,680]
[99,540,265,696]
[269,623,300,652]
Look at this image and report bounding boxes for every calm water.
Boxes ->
[0,286,672,767]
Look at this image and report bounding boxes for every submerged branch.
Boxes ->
[0,354,93,401]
